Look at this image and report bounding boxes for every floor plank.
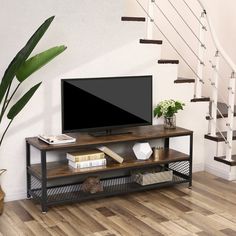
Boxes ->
[1,171,236,235]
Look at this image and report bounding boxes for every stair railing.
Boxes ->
[195,11,206,100]
[135,0,204,88]
[134,0,236,161]
[147,0,154,38]
[196,0,236,161]
[145,0,206,97]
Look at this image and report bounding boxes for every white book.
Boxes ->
[38,134,76,144]
[66,150,105,162]
[68,158,107,169]
[97,146,124,163]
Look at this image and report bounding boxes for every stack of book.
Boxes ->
[67,150,106,169]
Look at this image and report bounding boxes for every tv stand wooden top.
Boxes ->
[26,125,193,151]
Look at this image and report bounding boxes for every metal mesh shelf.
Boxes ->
[30,171,188,205]
[169,161,190,176]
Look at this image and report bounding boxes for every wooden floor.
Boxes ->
[1,172,236,236]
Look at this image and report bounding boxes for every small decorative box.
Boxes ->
[132,167,173,185]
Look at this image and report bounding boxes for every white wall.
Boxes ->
[0,0,222,201]
[0,0,163,201]
[216,0,236,63]
[125,0,236,101]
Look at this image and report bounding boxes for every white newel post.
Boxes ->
[226,73,236,161]
[210,51,220,136]
[195,11,206,98]
[147,0,154,39]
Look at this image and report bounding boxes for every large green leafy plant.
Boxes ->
[0,16,66,146]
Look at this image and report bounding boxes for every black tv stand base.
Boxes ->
[89,129,132,137]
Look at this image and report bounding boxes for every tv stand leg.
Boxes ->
[41,151,48,214]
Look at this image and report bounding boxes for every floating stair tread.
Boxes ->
[191,97,210,102]
[139,39,163,45]
[206,102,236,120]
[158,59,179,64]
[174,77,195,83]
[205,130,236,142]
[121,16,146,22]
[214,156,236,166]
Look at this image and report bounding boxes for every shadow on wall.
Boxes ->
[1,0,148,138]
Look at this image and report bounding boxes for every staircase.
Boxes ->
[122,0,236,180]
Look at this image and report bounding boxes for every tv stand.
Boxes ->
[89,129,132,137]
[26,125,193,212]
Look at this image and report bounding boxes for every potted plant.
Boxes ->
[0,16,67,214]
[154,99,185,129]
[0,169,6,214]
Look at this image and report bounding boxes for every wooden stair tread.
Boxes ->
[139,39,163,45]
[205,130,236,142]
[158,59,179,64]
[121,16,146,22]
[214,156,236,166]
[174,77,195,83]
[206,102,236,120]
[191,97,210,102]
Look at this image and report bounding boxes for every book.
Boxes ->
[97,146,124,163]
[67,150,105,162]
[38,134,76,144]
[68,158,107,169]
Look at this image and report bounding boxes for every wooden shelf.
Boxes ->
[26,124,193,212]
[26,125,192,151]
[28,149,189,179]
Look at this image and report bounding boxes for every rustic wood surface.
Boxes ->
[29,149,189,179]
[1,172,236,235]
[26,125,192,151]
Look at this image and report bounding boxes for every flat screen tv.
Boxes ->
[61,75,152,135]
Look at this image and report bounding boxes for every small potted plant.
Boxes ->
[154,99,185,129]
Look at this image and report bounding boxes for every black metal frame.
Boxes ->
[26,132,193,213]
[164,133,193,188]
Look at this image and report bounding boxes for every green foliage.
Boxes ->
[16,45,67,82]
[7,83,42,120]
[154,99,185,118]
[0,16,54,105]
[0,16,67,146]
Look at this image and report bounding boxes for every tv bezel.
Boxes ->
[61,75,153,134]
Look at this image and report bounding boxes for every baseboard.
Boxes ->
[205,163,231,180]
[4,189,26,202]
[229,167,236,181]
[193,162,204,173]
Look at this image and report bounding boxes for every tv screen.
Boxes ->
[61,75,152,134]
